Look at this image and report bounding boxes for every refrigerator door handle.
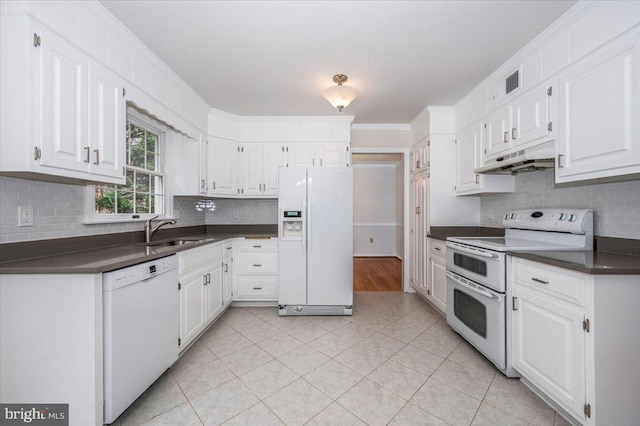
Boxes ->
[307,186,312,256]
[302,193,307,257]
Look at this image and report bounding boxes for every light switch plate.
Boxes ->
[18,206,34,227]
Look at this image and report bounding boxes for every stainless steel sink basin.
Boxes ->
[146,238,202,247]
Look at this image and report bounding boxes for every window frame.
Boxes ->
[83,109,172,224]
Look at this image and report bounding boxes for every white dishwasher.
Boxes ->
[103,255,179,424]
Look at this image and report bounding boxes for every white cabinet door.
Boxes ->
[209,138,238,195]
[482,106,511,159]
[205,262,223,323]
[39,29,89,173]
[428,243,447,313]
[511,84,551,149]
[410,173,428,296]
[512,285,586,420]
[286,144,317,167]
[556,29,640,183]
[240,144,262,196]
[222,256,233,306]
[455,124,481,194]
[199,138,208,194]
[318,143,349,167]
[88,60,126,180]
[262,144,283,196]
[179,267,206,349]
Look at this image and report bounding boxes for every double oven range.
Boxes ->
[445,209,593,377]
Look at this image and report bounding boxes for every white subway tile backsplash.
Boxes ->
[480,169,640,239]
[205,198,278,225]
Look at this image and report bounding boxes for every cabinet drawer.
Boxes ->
[235,276,278,299]
[512,258,589,307]
[236,253,278,274]
[223,240,234,255]
[236,238,277,252]
[179,243,223,273]
[429,239,447,258]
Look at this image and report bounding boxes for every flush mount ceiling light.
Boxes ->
[323,74,358,112]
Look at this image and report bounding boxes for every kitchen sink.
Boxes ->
[146,238,203,247]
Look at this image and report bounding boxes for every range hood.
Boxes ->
[475,141,555,174]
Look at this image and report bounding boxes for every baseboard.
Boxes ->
[353,254,402,258]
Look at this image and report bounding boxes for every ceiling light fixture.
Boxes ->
[323,74,358,112]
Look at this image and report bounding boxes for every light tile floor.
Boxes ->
[112,292,572,426]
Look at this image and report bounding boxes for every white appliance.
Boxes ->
[445,209,593,377]
[103,255,179,424]
[278,167,353,316]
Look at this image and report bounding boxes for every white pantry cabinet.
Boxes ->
[410,138,429,174]
[454,123,514,195]
[510,256,640,425]
[555,27,640,183]
[208,138,239,196]
[409,172,428,297]
[0,16,126,184]
[178,242,228,350]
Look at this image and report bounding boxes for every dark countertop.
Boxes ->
[508,250,640,275]
[0,228,277,274]
[428,226,505,241]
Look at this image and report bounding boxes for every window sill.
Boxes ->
[82,216,174,225]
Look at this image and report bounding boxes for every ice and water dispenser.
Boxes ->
[282,210,303,239]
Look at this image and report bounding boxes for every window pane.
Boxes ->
[136,173,150,193]
[147,152,157,171]
[129,125,146,168]
[151,195,164,214]
[95,186,116,214]
[146,132,157,154]
[118,191,134,214]
[123,170,135,192]
[136,194,150,213]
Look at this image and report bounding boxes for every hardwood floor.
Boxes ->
[353,257,403,291]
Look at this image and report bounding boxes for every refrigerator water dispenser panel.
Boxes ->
[282,210,303,239]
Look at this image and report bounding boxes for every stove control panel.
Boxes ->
[502,209,593,234]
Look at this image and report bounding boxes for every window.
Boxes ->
[92,118,165,220]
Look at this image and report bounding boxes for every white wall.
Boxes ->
[351,126,412,148]
[353,164,401,256]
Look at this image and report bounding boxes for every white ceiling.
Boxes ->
[100,0,576,124]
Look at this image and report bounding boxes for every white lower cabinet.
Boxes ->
[510,257,640,425]
[222,241,233,306]
[426,238,447,313]
[234,238,278,301]
[178,241,232,350]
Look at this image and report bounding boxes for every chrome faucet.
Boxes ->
[145,215,177,243]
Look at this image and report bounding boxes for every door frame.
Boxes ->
[351,147,411,293]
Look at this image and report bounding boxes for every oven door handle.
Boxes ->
[446,271,499,301]
[447,242,499,259]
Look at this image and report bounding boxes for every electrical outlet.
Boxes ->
[18,206,34,227]
[232,211,239,219]
[488,209,495,221]
[369,238,374,244]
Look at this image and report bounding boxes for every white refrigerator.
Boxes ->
[278,167,353,315]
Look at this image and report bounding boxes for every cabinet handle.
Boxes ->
[557,154,564,168]
[503,131,509,143]
[312,158,315,166]
[212,181,216,190]
[434,247,441,251]
[320,158,323,166]
[531,277,549,285]
[416,207,420,214]
[224,263,228,272]
[252,245,262,248]
[416,160,420,168]
[203,275,208,285]
[93,149,100,165]
[475,174,479,184]
[84,146,90,163]
[253,264,262,267]
[201,179,205,188]
[253,287,262,290]
[512,128,517,139]
[226,247,232,250]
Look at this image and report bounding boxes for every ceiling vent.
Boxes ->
[494,67,521,101]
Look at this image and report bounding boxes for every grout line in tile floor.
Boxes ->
[113,292,565,426]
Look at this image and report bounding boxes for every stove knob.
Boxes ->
[559,213,566,221]
[569,214,577,222]
[510,213,516,219]
[504,213,509,220]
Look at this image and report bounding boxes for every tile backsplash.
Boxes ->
[0,176,278,243]
[480,169,640,239]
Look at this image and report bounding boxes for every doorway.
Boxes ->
[352,153,405,291]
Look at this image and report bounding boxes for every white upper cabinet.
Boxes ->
[455,122,514,195]
[510,84,551,149]
[286,144,317,167]
[556,28,640,183]
[482,107,511,159]
[317,143,350,167]
[0,17,126,184]
[239,143,284,197]
[87,61,126,179]
[285,143,349,168]
[208,138,238,196]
